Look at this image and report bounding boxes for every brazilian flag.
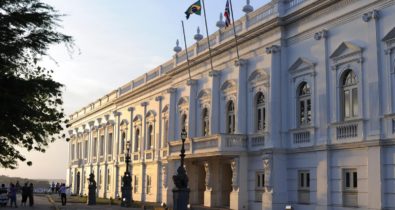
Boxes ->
[185,0,202,19]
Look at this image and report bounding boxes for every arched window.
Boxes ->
[256,92,266,131]
[181,114,188,133]
[163,119,169,148]
[147,125,153,149]
[120,132,126,154]
[134,128,140,152]
[298,82,311,126]
[341,70,358,120]
[226,101,236,134]
[202,108,210,136]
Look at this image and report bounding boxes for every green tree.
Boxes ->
[0,0,73,169]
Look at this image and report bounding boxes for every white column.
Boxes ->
[266,45,281,148]
[155,96,163,156]
[187,80,198,137]
[209,70,221,134]
[167,88,177,141]
[113,112,121,198]
[235,59,248,134]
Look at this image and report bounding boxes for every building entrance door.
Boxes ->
[76,172,81,195]
[221,163,232,207]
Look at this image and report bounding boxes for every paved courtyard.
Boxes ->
[1,195,141,210]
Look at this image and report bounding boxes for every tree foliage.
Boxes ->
[0,0,73,169]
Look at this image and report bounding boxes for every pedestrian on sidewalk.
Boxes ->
[0,184,8,207]
[8,183,17,208]
[21,183,28,207]
[58,183,70,206]
[28,183,34,207]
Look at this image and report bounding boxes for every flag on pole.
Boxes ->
[185,0,202,19]
[224,0,231,27]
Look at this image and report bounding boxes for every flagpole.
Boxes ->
[181,20,192,81]
[201,0,215,72]
[228,0,241,61]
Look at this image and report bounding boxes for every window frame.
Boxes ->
[297,82,312,127]
[134,128,140,152]
[255,92,266,132]
[226,100,236,134]
[341,70,359,121]
[202,107,210,136]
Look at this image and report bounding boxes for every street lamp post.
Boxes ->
[121,141,132,207]
[172,128,190,210]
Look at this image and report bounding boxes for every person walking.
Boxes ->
[58,184,69,206]
[21,183,28,207]
[9,183,17,208]
[28,183,34,207]
[0,184,8,207]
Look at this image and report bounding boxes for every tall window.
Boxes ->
[107,169,111,190]
[181,114,187,133]
[134,128,140,152]
[147,125,153,149]
[92,137,97,157]
[256,92,266,131]
[99,135,104,156]
[298,82,312,126]
[255,171,265,202]
[120,132,126,154]
[84,140,88,159]
[107,133,113,155]
[163,119,169,148]
[146,175,152,194]
[298,170,310,204]
[134,175,139,193]
[343,169,358,207]
[202,108,209,136]
[227,101,236,134]
[342,70,358,120]
[71,144,75,160]
[392,119,395,134]
[76,143,81,159]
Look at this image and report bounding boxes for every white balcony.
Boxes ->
[168,134,248,158]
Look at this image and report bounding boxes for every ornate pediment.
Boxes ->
[197,89,211,105]
[221,80,237,93]
[330,42,362,60]
[383,27,395,42]
[288,57,315,74]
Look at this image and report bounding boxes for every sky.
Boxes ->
[0,0,270,180]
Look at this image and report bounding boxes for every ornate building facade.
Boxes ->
[67,0,395,209]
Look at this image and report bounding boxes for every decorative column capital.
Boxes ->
[314,29,328,41]
[362,10,379,22]
[209,70,220,77]
[167,88,176,94]
[265,45,280,54]
[155,96,163,102]
[127,107,135,112]
[113,111,121,117]
[187,79,197,86]
[234,59,248,67]
[140,102,149,107]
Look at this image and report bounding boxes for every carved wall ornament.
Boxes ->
[262,154,272,192]
[231,159,239,191]
[162,165,168,188]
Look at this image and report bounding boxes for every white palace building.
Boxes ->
[66,0,395,209]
